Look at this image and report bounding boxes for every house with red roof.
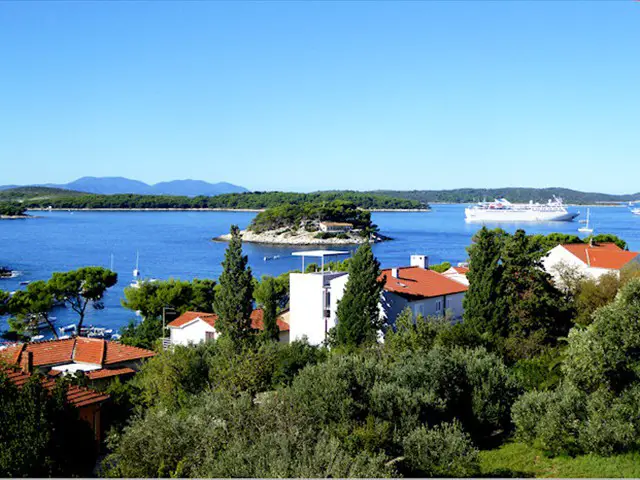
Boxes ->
[289,253,468,345]
[167,309,290,346]
[0,353,110,445]
[442,265,470,286]
[0,337,156,386]
[543,242,640,284]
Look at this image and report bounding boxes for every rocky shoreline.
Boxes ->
[214,228,390,245]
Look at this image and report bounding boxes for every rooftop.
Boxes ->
[380,266,469,298]
[561,242,639,270]
[0,337,156,368]
[167,308,290,332]
[0,365,110,408]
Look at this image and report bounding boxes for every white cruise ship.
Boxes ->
[465,196,579,222]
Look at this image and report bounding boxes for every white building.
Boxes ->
[319,221,353,233]
[543,242,640,284]
[167,309,290,346]
[289,252,468,345]
[442,265,470,286]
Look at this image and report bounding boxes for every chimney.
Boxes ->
[410,255,429,269]
[391,268,399,278]
[20,351,33,374]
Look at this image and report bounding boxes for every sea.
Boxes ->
[1,205,639,335]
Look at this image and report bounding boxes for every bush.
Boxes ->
[512,385,586,456]
[402,421,480,477]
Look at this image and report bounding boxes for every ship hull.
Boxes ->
[465,208,579,222]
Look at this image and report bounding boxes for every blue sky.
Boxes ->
[1,1,639,193]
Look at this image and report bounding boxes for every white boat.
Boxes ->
[130,251,158,288]
[465,196,579,222]
[31,335,45,341]
[631,208,640,216]
[578,209,593,233]
[59,324,77,333]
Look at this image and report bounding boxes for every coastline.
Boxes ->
[214,229,389,245]
[28,207,431,213]
[0,215,31,219]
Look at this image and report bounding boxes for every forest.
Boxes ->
[15,191,425,210]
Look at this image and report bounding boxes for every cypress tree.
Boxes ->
[259,277,280,342]
[333,243,385,348]
[463,227,507,341]
[214,225,254,342]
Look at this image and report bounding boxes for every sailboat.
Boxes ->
[578,209,593,233]
[130,251,158,289]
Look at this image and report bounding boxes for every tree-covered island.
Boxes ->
[0,202,28,218]
[214,200,388,245]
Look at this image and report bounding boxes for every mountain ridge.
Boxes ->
[0,176,248,197]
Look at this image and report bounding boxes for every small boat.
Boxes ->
[632,208,640,216]
[59,324,77,333]
[0,267,19,279]
[130,251,158,288]
[59,335,71,340]
[111,333,122,341]
[19,280,31,286]
[578,208,593,233]
[31,335,45,341]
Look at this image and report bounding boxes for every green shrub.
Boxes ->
[402,421,480,477]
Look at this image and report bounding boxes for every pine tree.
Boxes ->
[333,243,385,348]
[214,225,254,342]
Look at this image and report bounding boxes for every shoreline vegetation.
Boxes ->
[12,191,428,211]
[215,200,390,245]
[27,207,428,213]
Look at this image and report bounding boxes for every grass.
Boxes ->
[479,442,640,478]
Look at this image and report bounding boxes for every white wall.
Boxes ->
[443,268,469,286]
[543,245,620,284]
[169,318,217,346]
[289,273,330,345]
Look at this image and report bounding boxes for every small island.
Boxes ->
[214,201,389,245]
[0,202,29,219]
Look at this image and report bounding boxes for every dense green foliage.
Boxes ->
[18,190,424,210]
[249,200,374,234]
[0,202,26,216]
[513,279,640,456]
[120,278,216,348]
[369,187,640,205]
[464,228,572,362]
[332,243,385,348]
[214,226,255,343]
[0,372,96,477]
[0,186,86,201]
[103,328,518,477]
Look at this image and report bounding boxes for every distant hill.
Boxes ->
[0,177,248,197]
[365,188,640,205]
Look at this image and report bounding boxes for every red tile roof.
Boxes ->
[168,309,290,332]
[380,266,468,298]
[0,338,155,368]
[452,266,469,274]
[0,365,110,408]
[561,242,639,270]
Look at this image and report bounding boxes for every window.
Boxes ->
[435,300,442,312]
[205,331,215,342]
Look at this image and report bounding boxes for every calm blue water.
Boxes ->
[1,205,638,334]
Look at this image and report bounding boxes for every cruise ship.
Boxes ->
[465,197,579,222]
